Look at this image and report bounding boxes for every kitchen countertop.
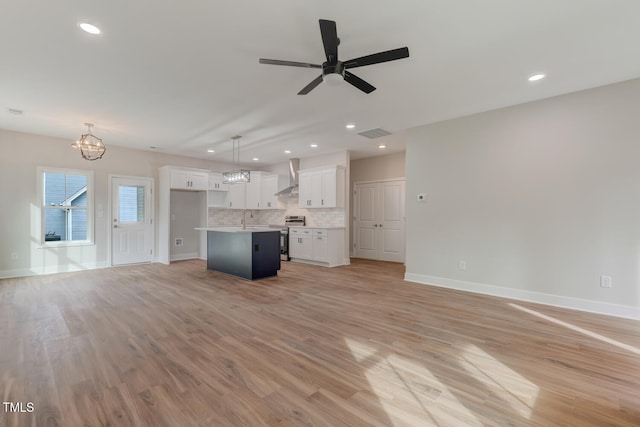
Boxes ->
[287,225,346,229]
[195,226,279,233]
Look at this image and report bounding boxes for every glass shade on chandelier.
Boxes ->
[71,123,106,160]
[222,135,250,184]
[222,169,250,184]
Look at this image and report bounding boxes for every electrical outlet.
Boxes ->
[459,260,467,271]
[600,275,612,288]
[417,193,427,202]
[175,238,183,247]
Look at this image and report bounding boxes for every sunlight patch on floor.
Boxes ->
[459,343,539,419]
[510,303,640,355]
[345,338,483,426]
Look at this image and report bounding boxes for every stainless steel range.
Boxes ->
[269,215,305,261]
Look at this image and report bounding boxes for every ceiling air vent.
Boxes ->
[357,128,392,139]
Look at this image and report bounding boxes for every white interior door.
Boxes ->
[355,183,378,259]
[354,180,405,262]
[111,177,153,265]
[379,181,405,262]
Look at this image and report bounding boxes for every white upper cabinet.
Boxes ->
[244,172,286,210]
[298,172,314,208]
[207,171,286,210]
[227,183,246,209]
[262,174,286,209]
[298,165,345,208]
[168,168,208,191]
[245,172,263,209]
[208,173,229,191]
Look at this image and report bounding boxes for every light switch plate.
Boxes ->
[417,193,427,202]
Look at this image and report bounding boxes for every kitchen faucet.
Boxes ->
[242,209,253,229]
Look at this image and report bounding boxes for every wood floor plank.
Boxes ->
[1,258,639,426]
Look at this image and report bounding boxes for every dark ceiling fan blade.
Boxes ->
[344,71,376,94]
[319,19,339,63]
[259,58,322,68]
[298,75,323,95]
[343,47,410,69]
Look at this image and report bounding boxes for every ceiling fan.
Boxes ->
[259,19,410,95]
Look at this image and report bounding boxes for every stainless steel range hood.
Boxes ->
[275,158,300,196]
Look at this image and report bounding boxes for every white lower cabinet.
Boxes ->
[288,227,346,267]
[312,230,329,262]
[289,228,313,259]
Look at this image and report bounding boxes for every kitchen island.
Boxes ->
[197,227,281,280]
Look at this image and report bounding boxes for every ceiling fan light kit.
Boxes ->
[259,19,410,95]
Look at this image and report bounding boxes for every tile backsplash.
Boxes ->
[208,198,345,227]
[283,199,345,227]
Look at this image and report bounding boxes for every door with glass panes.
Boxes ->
[111,177,153,265]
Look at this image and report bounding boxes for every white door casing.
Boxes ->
[111,176,154,266]
[354,179,405,262]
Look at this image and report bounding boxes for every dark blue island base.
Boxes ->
[206,230,281,280]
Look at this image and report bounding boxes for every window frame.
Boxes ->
[37,166,95,247]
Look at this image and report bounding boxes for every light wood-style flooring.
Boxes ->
[1,259,639,426]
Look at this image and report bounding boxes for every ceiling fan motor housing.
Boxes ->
[322,61,345,84]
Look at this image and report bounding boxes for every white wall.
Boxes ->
[0,129,229,277]
[405,78,640,319]
[350,151,405,184]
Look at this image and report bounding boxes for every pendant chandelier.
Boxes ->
[222,135,250,184]
[71,123,106,161]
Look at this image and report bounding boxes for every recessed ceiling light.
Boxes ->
[253,157,259,161]
[378,144,387,149]
[207,149,215,153]
[284,150,291,154]
[528,73,545,82]
[310,144,318,148]
[79,22,101,35]
[345,123,356,129]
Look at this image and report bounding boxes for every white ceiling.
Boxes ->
[2,0,640,165]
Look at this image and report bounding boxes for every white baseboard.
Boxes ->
[169,252,200,262]
[404,272,640,320]
[0,261,110,279]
